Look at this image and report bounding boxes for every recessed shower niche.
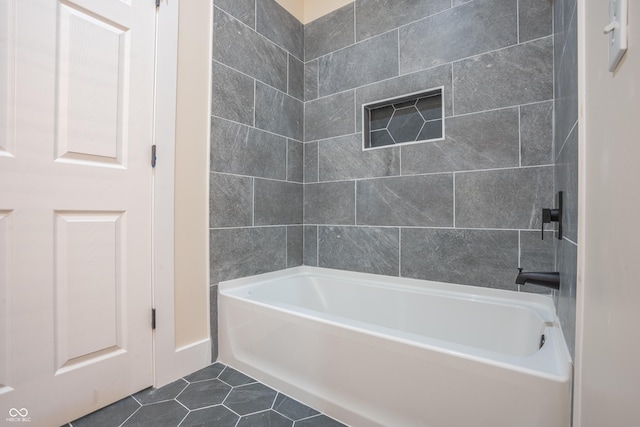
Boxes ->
[362,87,444,150]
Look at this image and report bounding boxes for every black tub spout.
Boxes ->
[515,268,560,290]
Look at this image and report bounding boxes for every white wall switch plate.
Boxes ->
[604,0,628,71]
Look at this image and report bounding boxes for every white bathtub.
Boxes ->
[218,266,571,427]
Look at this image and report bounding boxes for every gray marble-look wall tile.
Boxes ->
[401,228,519,290]
[453,36,553,115]
[304,181,355,225]
[303,142,319,183]
[287,139,303,183]
[520,230,555,271]
[210,173,253,228]
[304,3,355,61]
[399,0,517,74]
[303,226,318,266]
[214,0,255,28]
[319,133,400,181]
[455,166,553,229]
[210,117,286,180]
[319,226,399,276]
[519,0,552,43]
[355,0,450,41]
[318,31,399,97]
[288,55,304,101]
[401,107,519,174]
[304,60,319,102]
[356,64,452,132]
[210,285,218,362]
[254,179,303,225]
[213,8,288,92]
[305,90,355,141]
[210,227,286,283]
[521,101,553,166]
[287,226,303,267]
[554,10,578,156]
[255,82,303,140]
[557,238,577,358]
[211,61,255,126]
[256,0,304,60]
[555,125,578,243]
[452,0,473,5]
[357,175,453,226]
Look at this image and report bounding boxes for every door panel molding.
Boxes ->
[0,0,16,157]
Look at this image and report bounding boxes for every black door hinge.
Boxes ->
[151,145,157,168]
[152,308,156,329]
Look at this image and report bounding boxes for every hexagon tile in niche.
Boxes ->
[364,88,444,150]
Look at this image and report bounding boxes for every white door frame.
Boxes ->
[153,1,212,387]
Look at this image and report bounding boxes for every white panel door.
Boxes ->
[0,0,156,425]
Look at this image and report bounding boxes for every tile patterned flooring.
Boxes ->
[66,363,346,427]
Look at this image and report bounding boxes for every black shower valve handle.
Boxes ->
[541,192,563,241]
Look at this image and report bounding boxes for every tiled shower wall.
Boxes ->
[302,0,555,291]
[208,0,305,357]
[209,0,305,286]
[553,0,578,358]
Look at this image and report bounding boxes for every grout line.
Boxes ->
[354,180,358,224]
[518,105,522,167]
[452,173,456,228]
[353,1,357,44]
[211,115,301,144]
[286,54,290,95]
[398,228,402,276]
[212,171,295,184]
[451,62,455,116]
[211,224,301,231]
[316,225,319,266]
[285,224,540,232]
[518,230,522,267]
[285,226,288,266]
[300,164,553,185]
[252,178,255,226]
[516,0,520,44]
[212,59,292,102]
[396,28,401,75]
[253,79,257,127]
[285,139,289,181]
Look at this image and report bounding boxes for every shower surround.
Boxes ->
[210,0,559,355]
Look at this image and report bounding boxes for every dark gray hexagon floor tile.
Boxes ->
[294,414,346,427]
[71,396,140,427]
[388,107,425,143]
[179,405,239,427]
[218,366,256,387]
[121,400,187,427]
[134,379,188,405]
[184,363,225,383]
[223,383,277,415]
[177,379,232,410]
[237,410,293,427]
[273,394,319,421]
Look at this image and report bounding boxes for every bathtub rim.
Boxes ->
[219,266,572,382]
